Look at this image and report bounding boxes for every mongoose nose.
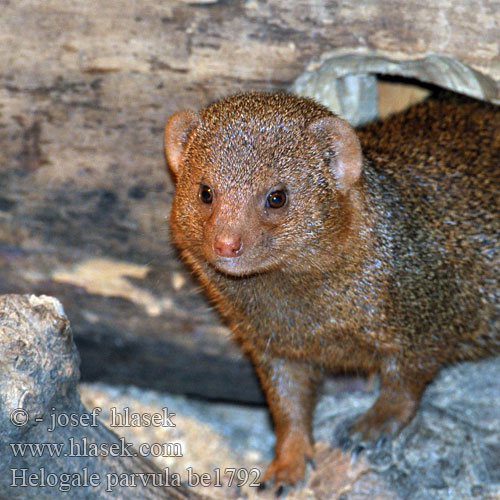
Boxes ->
[213,234,243,258]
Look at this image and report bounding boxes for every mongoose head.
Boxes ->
[164,92,363,277]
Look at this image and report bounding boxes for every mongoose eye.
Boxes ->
[199,184,213,204]
[266,190,287,209]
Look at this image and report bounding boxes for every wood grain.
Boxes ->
[0,0,498,401]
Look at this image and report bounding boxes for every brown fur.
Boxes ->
[164,92,499,485]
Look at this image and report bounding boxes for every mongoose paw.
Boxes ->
[257,482,289,497]
[261,452,308,487]
[261,432,314,487]
[351,395,415,442]
[334,410,396,461]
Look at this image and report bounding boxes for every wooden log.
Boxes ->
[0,0,498,402]
[0,254,265,403]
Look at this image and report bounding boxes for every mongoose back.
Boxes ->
[164,92,499,485]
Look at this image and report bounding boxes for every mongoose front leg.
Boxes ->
[352,358,438,441]
[253,356,322,485]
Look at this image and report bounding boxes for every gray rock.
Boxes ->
[0,294,205,500]
[310,357,500,499]
[2,293,500,499]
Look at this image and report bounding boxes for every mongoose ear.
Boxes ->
[307,116,362,191]
[164,110,200,177]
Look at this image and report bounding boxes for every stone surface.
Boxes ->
[2,293,500,499]
[0,294,205,499]
[79,382,274,500]
[79,356,500,500]
[308,357,500,500]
